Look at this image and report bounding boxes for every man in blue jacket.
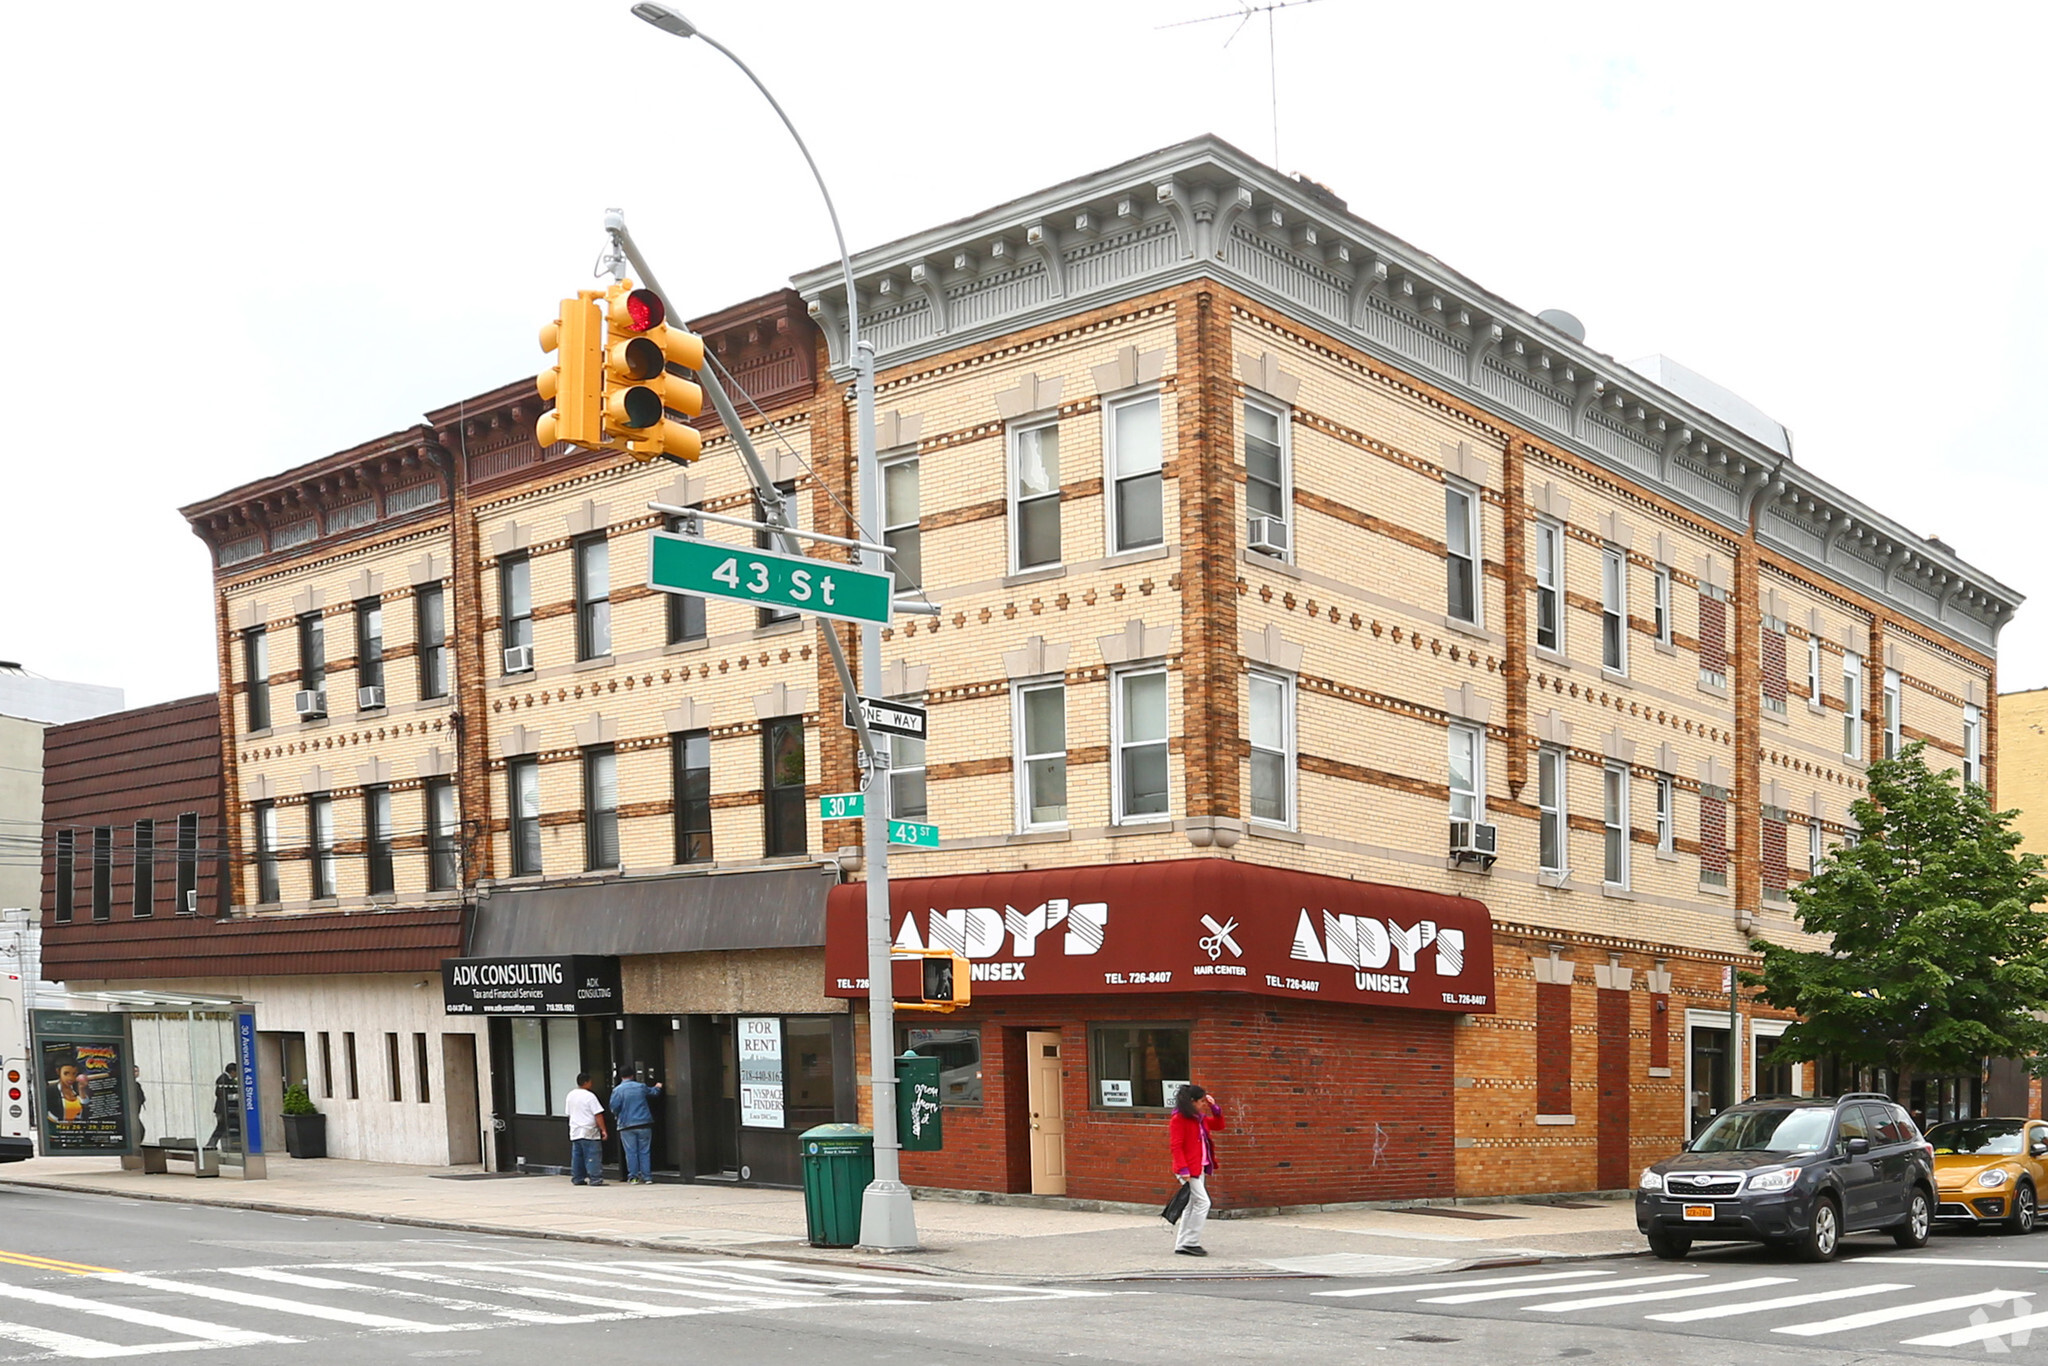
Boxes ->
[609,1069,663,1184]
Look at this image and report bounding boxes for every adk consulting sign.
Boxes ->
[441,956,622,1016]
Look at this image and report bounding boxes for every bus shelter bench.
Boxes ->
[140,1138,219,1176]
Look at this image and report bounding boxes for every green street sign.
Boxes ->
[648,530,894,626]
[819,792,866,820]
[889,819,940,848]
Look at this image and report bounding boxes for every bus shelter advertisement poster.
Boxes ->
[31,1010,134,1156]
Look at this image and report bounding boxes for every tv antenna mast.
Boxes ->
[1158,0,1327,170]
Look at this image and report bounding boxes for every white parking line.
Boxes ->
[1422,1274,1703,1305]
[1773,1289,2031,1337]
[1530,1276,1796,1313]
[1648,1282,1911,1322]
[1314,1270,1613,1299]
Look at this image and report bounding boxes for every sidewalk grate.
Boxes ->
[1392,1206,1523,1221]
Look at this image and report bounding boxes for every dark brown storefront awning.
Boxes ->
[824,859,1496,1014]
[470,864,840,958]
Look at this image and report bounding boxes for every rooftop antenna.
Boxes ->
[1158,0,1327,170]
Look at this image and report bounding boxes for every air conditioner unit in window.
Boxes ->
[294,688,327,720]
[1450,819,1499,867]
[357,685,385,710]
[504,645,534,674]
[183,889,198,915]
[1248,516,1290,557]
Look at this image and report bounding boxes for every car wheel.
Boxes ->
[1646,1229,1692,1261]
[1797,1196,1841,1262]
[1893,1188,1933,1248]
[2008,1183,2037,1235]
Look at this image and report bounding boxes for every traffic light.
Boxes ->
[536,292,603,449]
[601,281,705,463]
[891,949,970,1013]
[922,952,969,1008]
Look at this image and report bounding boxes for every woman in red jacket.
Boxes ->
[1168,1084,1226,1255]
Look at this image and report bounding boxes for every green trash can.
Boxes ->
[799,1123,874,1247]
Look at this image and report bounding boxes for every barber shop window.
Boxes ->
[1089,1023,1192,1111]
[897,1025,983,1107]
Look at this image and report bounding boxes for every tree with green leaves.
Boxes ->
[1749,741,2048,1102]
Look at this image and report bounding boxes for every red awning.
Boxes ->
[825,859,1494,1014]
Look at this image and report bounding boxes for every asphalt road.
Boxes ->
[5,1183,2048,1363]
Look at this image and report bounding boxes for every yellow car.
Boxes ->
[1926,1118,2048,1233]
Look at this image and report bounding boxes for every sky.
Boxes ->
[4,0,2043,706]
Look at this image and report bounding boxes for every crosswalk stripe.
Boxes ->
[1773,1289,2031,1337]
[675,1259,1107,1299]
[0,1277,295,1348]
[1903,1304,2048,1349]
[1866,1256,2048,1271]
[222,1266,588,1324]
[439,1262,818,1307]
[531,1263,827,1297]
[340,1265,713,1316]
[1648,1282,1913,1322]
[1422,1273,1702,1305]
[1315,1270,1612,1299]
[1530,1276,1797,1313]
[96,1272,448,1331]
[0,1322,225,1361]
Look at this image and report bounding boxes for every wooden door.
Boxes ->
[1025,1030,1066,1195]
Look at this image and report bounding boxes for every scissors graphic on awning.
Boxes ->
[1199,915,1242,961]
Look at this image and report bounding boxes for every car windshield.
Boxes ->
[1689,1106,1835,1153]
[1927,1120,2025,1156]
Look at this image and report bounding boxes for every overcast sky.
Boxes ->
[5,0,2042,707]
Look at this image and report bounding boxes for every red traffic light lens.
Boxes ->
[623,288,666,333]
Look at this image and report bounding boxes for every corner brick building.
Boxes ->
[57,137,2021,1198]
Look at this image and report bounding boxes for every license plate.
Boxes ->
[1682,1204,1715,1221]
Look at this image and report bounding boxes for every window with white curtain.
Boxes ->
[1015,682,1067,829]
[1449,725,1484,824]
[1445,484,1479,625]
[1107,395,1163,553]
[1248,671,1293,827]
[1603,764,1630,888]
[1010,421,1061,571]
[1963,704,1982,786]
[1534,521,1563,652]
[1601,546,1628,674]
[1113,668,1169,822]
[1538,748,1567,874]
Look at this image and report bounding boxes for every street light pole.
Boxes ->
[630,3,916,1252]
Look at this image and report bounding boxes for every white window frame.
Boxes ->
[1008,418,1063,574]
[1603,762,1630,889]
[1655,773,1675,854]
[1963,703,1982,786]
[309,797,336,901]
[1806,636,1824,711]
[1013,679,1068,831]
[1449,724,1486,825]
[1808,819,1825,874]
[1750,1017,1804,1097]
[1883,668,1902,760]
[1247,669,1296,829]
[1104,391,1165,556]
[1534,520,1564,653]
[1843,652,1864,760]
[1601,545,1628,675]
[1653,564,1673,646]
[1538,746,1568,876]
[1110,665,1171,825]
[1242,398,1292,563]
[881,453,921,592]
[887,694,927,824]
[1444,481,1482,627]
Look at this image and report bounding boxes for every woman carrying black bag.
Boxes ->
[1166,1084,1225,1256]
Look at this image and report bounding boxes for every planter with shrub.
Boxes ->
[281,1081,327,1159]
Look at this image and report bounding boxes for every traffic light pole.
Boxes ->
[607,131,916,1251]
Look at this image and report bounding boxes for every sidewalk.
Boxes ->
[0,1156,1648,1281]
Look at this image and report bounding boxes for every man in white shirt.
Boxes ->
[564,1072,608,1187]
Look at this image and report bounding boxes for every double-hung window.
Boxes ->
[309,798,336,900]
[575,535,611,660]
[1449,725,1485,825]
[1963,704,1982,786]
[1248,670,1294,827]
[762,717,807,855]
[1244,401,1289,558]
[1445,484,1480,625]
[1538,748,1567,875]
[365,787,394,895]
[1010,421,1062,571]
[501,553,534,670]
[426,780,460,890]
[1603,764,1630,888]
[299,612,325,694]
[1533,521,1563,652]
[1106,394,1163,554]
[1807,636,1824,709]
[175,814,198,913]
[356,598,384,703]
[583,748,619,870]
[243,628,270,731]
[1113,668,1169,823]
[1015,681,1067,829]
[883,456,921,591]
[663,515,705,644]
[416,585,449,700]
[54,829,75,923]
[1883,668,1902,759]
[133,819,155,917]
[672,731,712,863]
[1842,652,1864,759]
[1601,547,1628,674]
[1809,820,1825,874]
[756,482,799,626]
[1653,565,1673,646]
[508,760,542,876]
[890,726,927,823]
[252,806,278,905]
[1655,774,1675,854]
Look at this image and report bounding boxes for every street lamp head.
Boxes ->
[630,3,697,37]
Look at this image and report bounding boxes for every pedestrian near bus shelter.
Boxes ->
[609,1070,663,1184]
[565,1073,608,1187]
[1168,1084,1226,1256]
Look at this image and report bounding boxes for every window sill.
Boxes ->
[1534,1114,1577,1127]
[1445,857,1494,876]
[574,655,615,672]
[1696,679,1730,700]
[1764,706,1790,727]
[1009,828,1071,844]
[664,637,710,655]
[1239,547,1302,579]
[1107,818,1172,837]
[1655,849,1679,863]
[1100,544,1172,570]
[297,715,330,730]
[753,618,805,639]
[1697,878,1731,897]
[1647,1067,1673,1079]
[307,898,339,909]
[243,726,274,741]
[367,891,398,903]
[1535,647,1573,670]
[1538,871,1573,890]
[1246,821,1305,844]
[1654,639,1677,656]
[1442,616,1501,646]
[1003,565,1066,588]
[1600,884,1635,900]
[1600,667,1632,688]
[493,670,535,687]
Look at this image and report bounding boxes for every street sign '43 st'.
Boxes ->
[648,529,894,626]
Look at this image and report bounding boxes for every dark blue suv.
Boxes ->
[1636,1093,1934,1261]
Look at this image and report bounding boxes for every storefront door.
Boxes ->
[1025,1029,1066,1195]
[1688,1022,1731,1138]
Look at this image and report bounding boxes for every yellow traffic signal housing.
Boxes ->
[536,293,603,448]
[892,949,971,1014]
[601,281,706,463]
